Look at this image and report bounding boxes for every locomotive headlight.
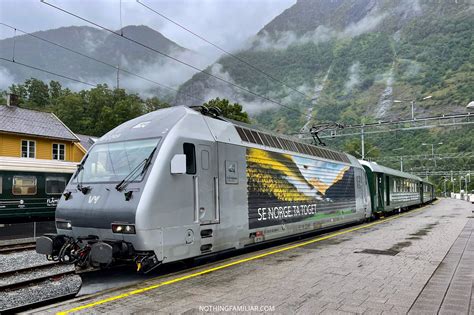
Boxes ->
[56,220,72,230]
[112,223,136,234]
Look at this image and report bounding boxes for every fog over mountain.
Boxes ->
[0,25,214,98]
[176,0,473,127]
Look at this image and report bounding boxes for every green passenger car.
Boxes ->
[421,180,435,204]
[359,161,426,216]
[0,157,76,223]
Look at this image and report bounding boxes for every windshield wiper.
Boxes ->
[74,163,91,194]
[115,147,157,192]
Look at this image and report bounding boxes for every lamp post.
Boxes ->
[394,95,432,120]
[443,178,447,198]
[466,173,470,193]
[392,147,404,171]
[422,142,443,167]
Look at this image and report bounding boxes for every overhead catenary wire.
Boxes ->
[0,22,206,104]
[0,57,97,87]
[40,0,312,120]
[136,0,315,102]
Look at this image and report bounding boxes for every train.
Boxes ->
[0,157,76,223]
[36,106,435,272]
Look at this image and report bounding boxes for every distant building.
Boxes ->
[75,134,98,152]
[0,102,86,162]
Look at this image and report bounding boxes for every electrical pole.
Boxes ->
[411,100,415,120]
[400,156,403,172]
[361,125,365,160]
[116,64,120,89]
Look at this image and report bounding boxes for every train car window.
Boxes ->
[46,177,67,194]
[183,143,196,175]
[52,143,66,161]
[12,176,37,195]
[0,176,2,194]
[201,150,209,170]
[21,140,36,158]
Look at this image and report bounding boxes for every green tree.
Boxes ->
[202,97,250,123]
[24,78,50,108]
[144,97,170,112]
[343,139,380,159]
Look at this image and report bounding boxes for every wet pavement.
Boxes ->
[28,199,473,314]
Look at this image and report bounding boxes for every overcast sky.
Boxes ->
[0,0,295,53]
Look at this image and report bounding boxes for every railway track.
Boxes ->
[0,244,81,313]
[0,241,36,254]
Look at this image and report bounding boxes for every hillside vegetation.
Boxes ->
[175,0,473,191]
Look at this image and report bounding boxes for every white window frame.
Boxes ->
[52,143,66,161]
[21,139,36,158]
[12,176,37,195]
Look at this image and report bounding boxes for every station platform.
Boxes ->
[30,199,473,315]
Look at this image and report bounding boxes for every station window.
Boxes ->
[52,143,66,161]
[21,140,36,158]
[183,143,196,175]
[46,177,67,194]
[12,176,37,195]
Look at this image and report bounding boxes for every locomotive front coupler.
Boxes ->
[36,233,71,256]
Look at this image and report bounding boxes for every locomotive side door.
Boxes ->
[196,143,219,225]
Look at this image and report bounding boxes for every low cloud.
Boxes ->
[250,26,335,51]
[202,63,278,114]
[345,62,360,91]
[0,67,13,90]
[59,48,217,99]
[342,13,387,38]
[249,12,387,52]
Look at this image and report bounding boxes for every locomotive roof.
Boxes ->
[95,106,358,167]
[358,160,422,181]
[198,108,355,165]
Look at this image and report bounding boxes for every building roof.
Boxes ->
[0,105,79,141]
[75,133,98,151]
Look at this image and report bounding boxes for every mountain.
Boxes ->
[175,0,473,131]
[0,25,197,97]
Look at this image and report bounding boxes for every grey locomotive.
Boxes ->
[36,106,374,272]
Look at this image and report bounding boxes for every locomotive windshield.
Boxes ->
[75,138,160,183]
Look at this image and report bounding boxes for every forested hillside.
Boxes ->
[0,25,198,99]
[175,0,473,191]
[176,0,473,128]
